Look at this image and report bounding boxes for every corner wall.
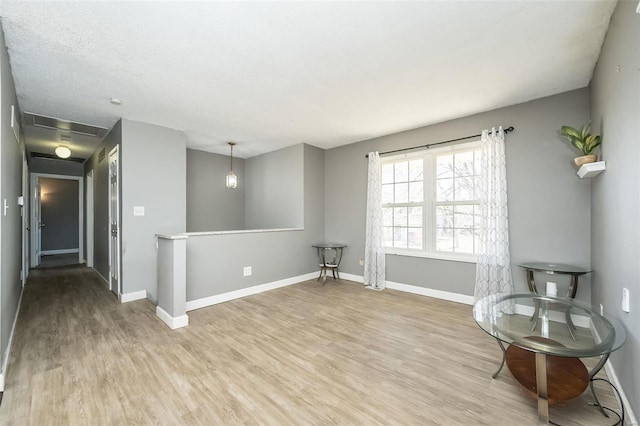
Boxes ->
[121,119,186,302]
[186,148,245,232]
[84,120,122,282]
[0,22,24,384]
[589,0,640,418]
[325,89,592,302]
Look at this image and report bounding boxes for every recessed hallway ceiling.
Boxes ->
[0,1,616,159]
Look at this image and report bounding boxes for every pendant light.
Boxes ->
[226,142,238,189]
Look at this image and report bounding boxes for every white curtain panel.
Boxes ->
[364,151,386,290]
[474,127,514,300]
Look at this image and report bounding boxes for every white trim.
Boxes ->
[0,287,24,391]
[155,306,189,329]
[339,272,476,305]
[603,360,638,425]
[590,320,638,425]
[120,290,147,303]
[41,248,79,255]
[186,272,317,312]
[386,280,475,305]
[385,249,477,264]
[185,227,303,237]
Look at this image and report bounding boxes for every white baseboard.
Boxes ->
[155,306,189,329]
[1,286,24,391]
[603,360,638,425]
[186,272,317,312]
[340,272,475,305]
[41,248,79,255]
[120,290,147,303]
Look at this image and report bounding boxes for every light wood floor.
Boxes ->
[0,266,621,425]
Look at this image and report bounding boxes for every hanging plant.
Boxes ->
[560,122,601,166]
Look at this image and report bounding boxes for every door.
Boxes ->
[108,146,120,296]
[86,170,94,268]
[30,176,42,268]
[22,152,29,283]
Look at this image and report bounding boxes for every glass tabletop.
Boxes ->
[518,262,592,274]
[312,243,347,249]
[473,293,626,358]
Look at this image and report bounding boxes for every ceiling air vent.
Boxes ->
[30,151,85,164]
[24,112,108,138]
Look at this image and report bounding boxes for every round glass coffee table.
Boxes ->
[473,293,626,425]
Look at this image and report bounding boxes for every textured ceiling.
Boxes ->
[0,1,616,159]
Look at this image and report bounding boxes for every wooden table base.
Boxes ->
[506,343,589,406]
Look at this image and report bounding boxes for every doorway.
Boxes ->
[86,170,94,268]
[108,146,120,296]
[30,173,84,268]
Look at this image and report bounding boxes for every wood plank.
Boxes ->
[0,266,622,425]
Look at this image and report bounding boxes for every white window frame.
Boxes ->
[382,141,480,263]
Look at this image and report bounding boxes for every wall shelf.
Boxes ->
[577,161,606,179]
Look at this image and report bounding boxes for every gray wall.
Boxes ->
[186,148,245,232]
[121,119,186,301]
[186,144,324,302]
[325,89,592,303]
[84,120,121,282]
[30,157,84,177]
[245,144,304,229]
[39,178,79,251]
[0,22,24,376]
[590,0,639,417]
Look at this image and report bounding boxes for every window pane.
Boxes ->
[436,206,454,228]
[408,206,422,226]
[437,154,453,179]
[454,205,474,228]
[393,207,407,226]
[382,163,394,184]
[382,184,394,204]
[474,150,482,175]
[395,162,409,182]
[383,227,394,247]
[474,205,481,229]
[454,151,474,176]
[408,228,422,249]
[409,160,423,181]
[409,181,423,202]
[473,176,482,200]
[436,178,454,201]
[394,182,408,203]
[474,228,480,254]
[383,207,393,227]
[436,228,453,252]
[454,228,475,253]
[394,227,408,248]
[454,175,473,201]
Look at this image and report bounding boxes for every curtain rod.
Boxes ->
[365,126,515,158]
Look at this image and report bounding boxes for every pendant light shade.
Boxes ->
[226,142,238,189]
[55,145,71,159]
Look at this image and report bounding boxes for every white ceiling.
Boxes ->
[0,1,616,159]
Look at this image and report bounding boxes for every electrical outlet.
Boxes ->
[622,288,630,313]
[243,266,252,277]
[359,258,364,267]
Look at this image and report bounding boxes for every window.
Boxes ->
[381,142,481,261]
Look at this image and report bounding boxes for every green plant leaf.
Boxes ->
[561,126,582,140]
[585,135,601,154]
[571,139,585,153]
[580,121,592,140]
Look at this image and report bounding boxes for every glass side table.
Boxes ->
[518,262,592,299]
[312,243,346,283]
[474,293,626,425]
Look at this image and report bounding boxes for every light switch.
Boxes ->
[133,206,145,216]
